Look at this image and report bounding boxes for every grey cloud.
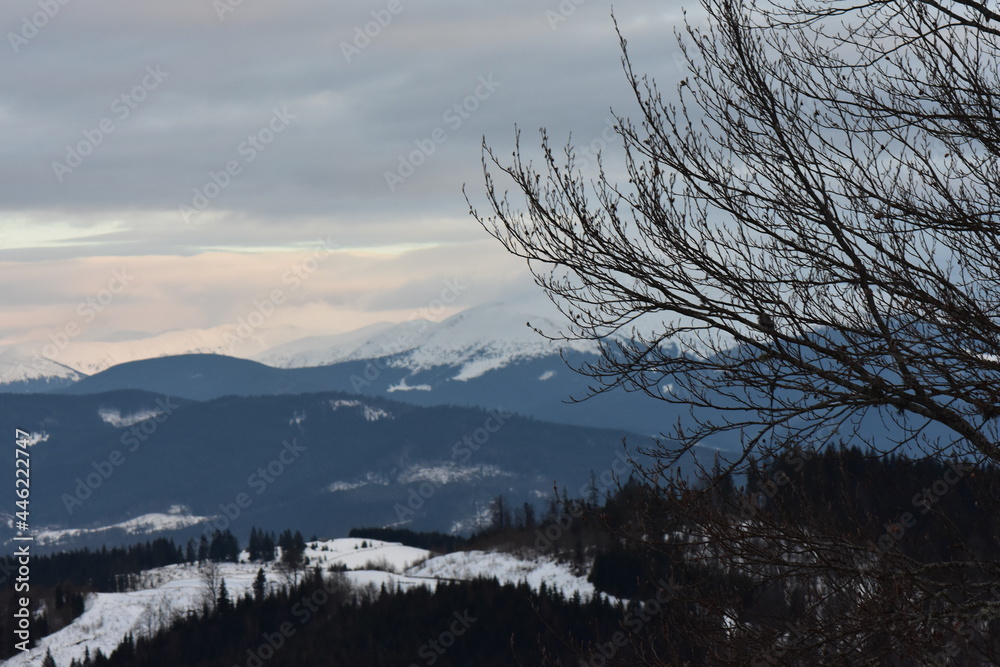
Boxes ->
[1,0,680,255]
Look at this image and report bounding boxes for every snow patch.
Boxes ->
[362,405,392,421]
[99,407,164,428]
[306,539,430,573]
[20,431,49,447]
[388,378,432,392]
[452,357,508,382]
[32,510,211,547]
[448,505,496,535]
[328,399,391,421]
[397,463,510,485]
[406,550,615,603]
[326,472,390,493]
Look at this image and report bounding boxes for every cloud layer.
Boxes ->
[0,0,686,342]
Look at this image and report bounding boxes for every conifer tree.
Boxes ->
[217,579,232,613]
[253,568,267,601]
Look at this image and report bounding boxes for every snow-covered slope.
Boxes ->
[304,538,430,572]
[7,540,601,666]
[0,345,84,386]
[407,550,612,602]
[30,508,213,547]
[0,299,591,388]
[251,320,424,368]
[7,561,270,666]
[256,301,599,381]
[6,538,433,666]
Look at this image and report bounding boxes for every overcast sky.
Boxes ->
[0,0,689,347]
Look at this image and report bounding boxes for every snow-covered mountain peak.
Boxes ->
[0,298,604,389]
[0,345,84,384]
[256,300,599,380]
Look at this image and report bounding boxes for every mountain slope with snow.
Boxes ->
[0,298,681,437]
[0,390,659,544]
[0,346,84,390]
[0,299,593,389]
[7,541,603,667]
[255,301,599,380]
[5,539,433,667]
[32,507,213,547]
[407,550,615,602]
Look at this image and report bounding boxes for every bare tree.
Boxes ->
[276,545,306,589]
[137,593,178,640]
[199,560,220,611]
[596,452,1000,665]
[471,0,1000,469]
[470,0,1000,662]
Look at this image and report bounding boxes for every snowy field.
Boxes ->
[407,550,616,602]
[9,539,598,666]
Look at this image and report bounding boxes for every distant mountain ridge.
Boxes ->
[0,322,304,383]
[254,302,599,380]
[0,389,671,551]
[1,301,677,436]
[0,300,585,385]
[52,349,671,436]
[62,354,312,400]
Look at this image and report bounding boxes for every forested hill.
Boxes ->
[6,447,1000,665]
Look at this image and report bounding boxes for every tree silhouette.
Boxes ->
[253,568,267,601]
[471,0,1000,662]
[471,0,1000,470]
[217,579,232,613]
